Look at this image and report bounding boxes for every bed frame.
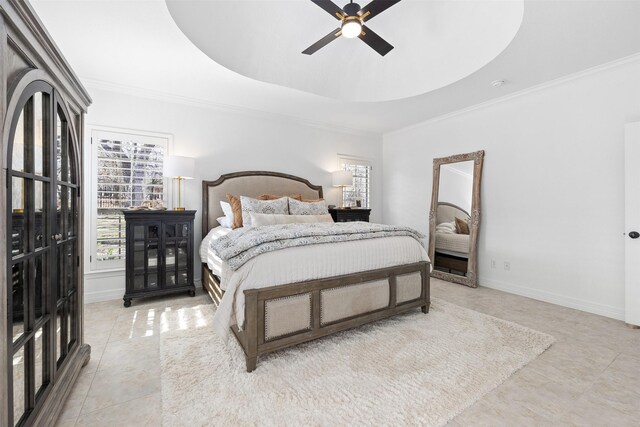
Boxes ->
[434,202,470,274]
[202,171,430,372]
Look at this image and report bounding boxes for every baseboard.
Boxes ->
[480,278,625,321]
[85,275,623,320]
[84,279,202,304]
[84,288,125,304]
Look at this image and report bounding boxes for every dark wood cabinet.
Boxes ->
[123,210,196,307]
[329,208,371,223]
[2,3,92,423]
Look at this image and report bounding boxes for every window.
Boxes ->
[339,156,372,208]
[91,129,169,269]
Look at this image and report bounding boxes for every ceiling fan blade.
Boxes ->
[302,28,342,55]
[359,0,401,22]
[358,25,394,56]
[310,0,345,20]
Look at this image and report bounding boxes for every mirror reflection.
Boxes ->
[429,150,483,287]
[433,161,474,277]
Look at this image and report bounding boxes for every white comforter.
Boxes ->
[204,231,429,341]
[200,226,231,277]
[435,231,470,255]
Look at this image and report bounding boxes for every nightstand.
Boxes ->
[328,208,371,223]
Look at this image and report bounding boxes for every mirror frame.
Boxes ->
[428,150,485,288]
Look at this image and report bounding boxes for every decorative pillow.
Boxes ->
[257,194,303,201]
[216,216,232,228]
[435,221,456,234]
[250,213,333,226]
[226,194,244,228]
[220,201,234,225]
[288,197,328,215]
[301,198,325,203]
[220,201,233,217]
[240,196,289,227]
[455,217,470,235]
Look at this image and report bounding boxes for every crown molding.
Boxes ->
[385,52,640,138]
[80,77,378,138]
[81,50,640,140]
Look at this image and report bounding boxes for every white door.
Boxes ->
[625,122,640,326]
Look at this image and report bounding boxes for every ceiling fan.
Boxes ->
[302,0,401,57]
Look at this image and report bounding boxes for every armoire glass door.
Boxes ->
[7,82,79,426]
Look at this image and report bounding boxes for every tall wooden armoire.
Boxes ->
[0,1,92,425]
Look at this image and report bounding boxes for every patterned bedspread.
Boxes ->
[210,222,425,270]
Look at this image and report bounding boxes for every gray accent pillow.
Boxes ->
[288,197,328,215]
[240,196,289,227]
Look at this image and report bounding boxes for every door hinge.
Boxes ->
[89,255,92,263]
[77,256,80,267]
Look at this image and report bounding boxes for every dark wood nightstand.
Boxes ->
[123,210,196,307]
[328,208,371,223]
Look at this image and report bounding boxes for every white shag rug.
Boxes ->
[160,298,554,426]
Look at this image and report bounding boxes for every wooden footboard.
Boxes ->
[228,261,430,372]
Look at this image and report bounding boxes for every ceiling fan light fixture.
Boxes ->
[302,0,400,56]
[341,18,362,39]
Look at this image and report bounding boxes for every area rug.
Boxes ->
[159,298,554,426]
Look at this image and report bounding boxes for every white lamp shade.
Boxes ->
[332,170,353,187]
[163,155,195,179]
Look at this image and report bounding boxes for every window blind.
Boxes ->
[339,156,372,208]
[95,135,165,263]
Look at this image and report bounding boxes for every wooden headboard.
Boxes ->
[436,202,470,225]
[202,171,324,234]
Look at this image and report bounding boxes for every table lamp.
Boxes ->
[332,170,353,208]
[163,155,195,211]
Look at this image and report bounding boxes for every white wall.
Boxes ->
[383,58,640,320]
[83,87,383,302]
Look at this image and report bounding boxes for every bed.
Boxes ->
[434,202,470,274]
[201,171,430,372]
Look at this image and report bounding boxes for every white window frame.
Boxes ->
[86,125,173,272]
[338,154,373,209]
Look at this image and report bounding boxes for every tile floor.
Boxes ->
[56,279,640,426]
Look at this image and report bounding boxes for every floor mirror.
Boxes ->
[428,150,484,287]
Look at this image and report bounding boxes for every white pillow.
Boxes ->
[220,201,234,224]
[288,197,328,215]
[216,216,232,228]
[435,227,455,235]
[250,213,333,226]
[240,196,289,227]
[436,221,456,233]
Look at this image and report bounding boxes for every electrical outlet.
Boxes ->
[504,261,511,271]
[491,260,496,269]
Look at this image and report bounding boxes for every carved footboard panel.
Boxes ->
[231,261,430,372]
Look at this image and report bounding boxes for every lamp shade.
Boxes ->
[332,170,353,187]
[163,155,195,179]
